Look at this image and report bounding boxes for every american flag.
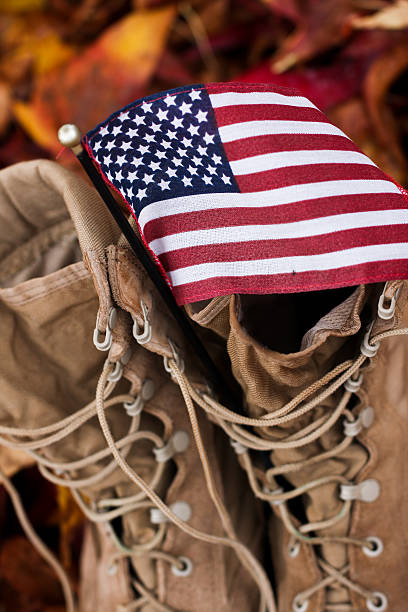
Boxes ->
[85,83,408,305]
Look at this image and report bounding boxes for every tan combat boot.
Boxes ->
[76,80,408,612]
[181,282,408,612]
[0,159,272,612]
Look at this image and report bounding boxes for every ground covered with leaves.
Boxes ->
[0,0,407,609]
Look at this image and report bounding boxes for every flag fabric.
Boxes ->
[84,82,408,305]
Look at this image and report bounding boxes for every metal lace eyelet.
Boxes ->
[343,406,375,437]
[154,431,190,462]
[163,338,184,374]
[378,288,398,320]
[123,379,156,417]
[343,415,362,437]
[107,349,132,384]
[288,540,300,558]
[93,307,117,351]
[292,597,309,611]
[360,323,380,358]
[132,301,152,344]
[150,501,192,525]
[107,361,123,382]
[123,395,144,417]
[344,372,363,393]
[340,479,380,503]
[366,591,388,611]
[363,537,383,558]
[171,556,193,577]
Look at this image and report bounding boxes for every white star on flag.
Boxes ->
[159,179,170,190]
[164,94,176,106]
[171,117,183,129]
[143,173,154,184]
[203,133,214,144]
[157,108,168,121]
[196,110,207,122]
[187,124,200,136]
[180,101,192,115]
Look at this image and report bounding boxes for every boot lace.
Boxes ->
[166,306,408,612]
[0,354,275,612]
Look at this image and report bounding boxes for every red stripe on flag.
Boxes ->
[142,192,406,242]
[159,225,408,271]
[236,163,386,193]
[172,259,408,305]
[206,82,302,97]
[213,104,326,126]
[223,133,360,161]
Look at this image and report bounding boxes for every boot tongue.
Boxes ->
[300,286,363,350]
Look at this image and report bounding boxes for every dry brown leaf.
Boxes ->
[261,0,300,21]
[353,0,408,29]
[329,95,406,184]
[0,536,64,610]
[0,81,11,137]
[363,38,408,183]
[13,6,176,154]
[271,0,358,73]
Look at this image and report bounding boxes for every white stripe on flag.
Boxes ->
[229,149,376,176]
[209,91,318,109]
[168,242,408,287]
[219,120,347,143]
[138,179,401,229]
[149,209,408,255]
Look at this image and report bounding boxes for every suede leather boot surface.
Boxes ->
[185,282,408,612]
[0,160,270,612]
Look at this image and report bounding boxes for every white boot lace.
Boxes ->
[0,354,275,612]
[167,315,408,612]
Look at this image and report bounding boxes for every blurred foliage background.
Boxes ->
[0,0,407,183]
[0,0,407,609]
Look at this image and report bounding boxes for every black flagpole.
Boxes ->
[58,124,240,410]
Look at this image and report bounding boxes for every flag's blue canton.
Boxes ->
[86,85,239,218]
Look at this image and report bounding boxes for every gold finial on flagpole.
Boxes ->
[58,124,83,155]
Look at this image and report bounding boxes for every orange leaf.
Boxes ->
[0,15,75,80]
[56,486,85,570]
[0,0,46,11]
[12,6,176,154]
